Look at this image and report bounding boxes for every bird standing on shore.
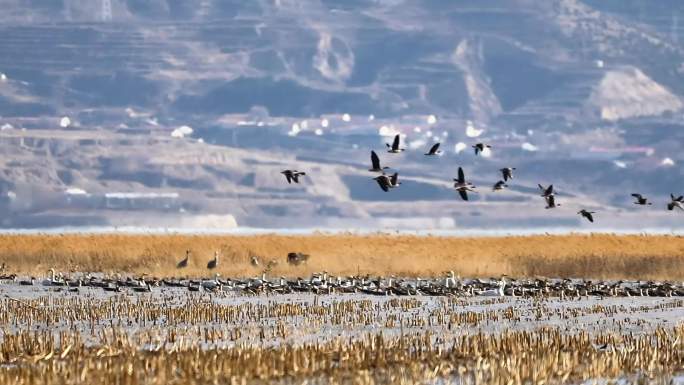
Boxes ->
[177,250,189,268]
[207,251,219,269]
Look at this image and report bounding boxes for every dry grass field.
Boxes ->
[0,233,683,279]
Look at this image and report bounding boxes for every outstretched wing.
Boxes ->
[631,193,642,199]
[538,184,544,191]
[428,142,440,155]
[371,151,380,169]
[284,173,292,184]
[668,202,675,211]
[677,195,683,202]
[292,174,300,183]
[457,167,465,184]
[586,212,594,222]
[376,177,389,192]
[390,173,399,186]
[545,185,554,196]
[392,134,400,150]
[458,189,468,201]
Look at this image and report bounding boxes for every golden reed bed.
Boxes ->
[0,233,683,280]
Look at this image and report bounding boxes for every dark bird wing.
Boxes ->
[292,174,300,183]
[538,184,544,191]
[501,169,510,181]
[631,193,643,199]
[457,167,465,184]
[586,212,594,222]
[375,177,389,192]
[677,196,683,202]
[427,142,440,155]
[545,185,554,195]
[390,173,399,186]
[668,202,675,211]
[284,173,292,184]
[371,151,381,169]
[458,189,469,201]
[392,134,400,150]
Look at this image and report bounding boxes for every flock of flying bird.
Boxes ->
[281,134,683,224]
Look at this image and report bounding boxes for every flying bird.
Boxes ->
[492,180,508,191]
[500,167,515,182]
[386,134,405,153]
[388,172,401,188]
[472,143,491,155]
[281,170,306,184]
[668,194,684,211]
[578,209,595,223]
[538,184,554,198]
[544,195,560,209]
[631,193,652,205]
[453,167,476,201]
[374,174,393,192]
[424,142,442,156]
[369,150,389,173]
[177,250,190,269]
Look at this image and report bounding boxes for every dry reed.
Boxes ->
[0,293,681,384]
[0,233,683,279]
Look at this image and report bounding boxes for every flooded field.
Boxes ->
[0,279,683,384]
[0,233,683,383]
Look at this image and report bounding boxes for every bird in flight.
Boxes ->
[492,180,508,191]
[544,195,560,209]
[538,184,554,198]
[472,143,491,156]
[386,134,405,153]
[388,172,401,188]
[500,167,515,182]
[453,167,476,201]
[374,174,392,192]
[577,209,595,222]
[668,194,684,211]
[631,193,652,205]
[374,173,401,192]
[369,150,389,173]
[424,142,442,156]
[281,170,306,184]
